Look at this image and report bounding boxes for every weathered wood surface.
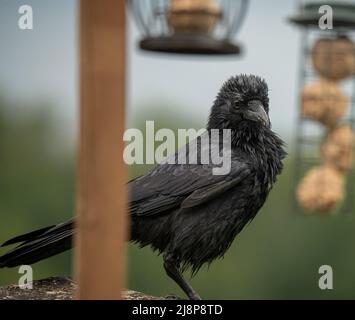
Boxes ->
[0,277,161,300]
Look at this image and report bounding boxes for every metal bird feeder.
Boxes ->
[128,0,249,55]
[289,0,355,214]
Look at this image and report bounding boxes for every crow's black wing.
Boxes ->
[129,158,250,217]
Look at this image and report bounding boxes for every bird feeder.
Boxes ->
[289,0,355,214]
[128,0,249,55]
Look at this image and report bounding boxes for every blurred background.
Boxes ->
[1,0,355,299]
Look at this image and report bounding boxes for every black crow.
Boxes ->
[0,74,286,300]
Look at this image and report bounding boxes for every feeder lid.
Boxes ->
[289,0,355,28]
[139,34,241,55]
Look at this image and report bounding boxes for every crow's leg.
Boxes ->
[163,253,201,300]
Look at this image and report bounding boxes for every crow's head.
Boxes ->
[208,74,270,130]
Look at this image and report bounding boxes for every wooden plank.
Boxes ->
[75,0,127,299]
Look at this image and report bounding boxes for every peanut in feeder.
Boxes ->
[168,0,222,34]
[301,79,349,128]
[312,37,355,82]
[321,125,355,173]
[297,165,345,213]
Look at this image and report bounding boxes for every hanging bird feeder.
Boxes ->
[128,0,249,55]
[289,0,355,215]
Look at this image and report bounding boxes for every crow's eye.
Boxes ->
[232,98,243,109]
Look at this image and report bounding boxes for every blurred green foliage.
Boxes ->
[1,97,355,299]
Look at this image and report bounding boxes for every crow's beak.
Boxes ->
[245,100,270,127]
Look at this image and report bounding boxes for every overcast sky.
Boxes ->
[0,0,302,143]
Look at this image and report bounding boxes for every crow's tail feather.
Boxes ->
[0,219,74,268]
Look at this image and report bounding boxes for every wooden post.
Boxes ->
[75,0,127,299]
